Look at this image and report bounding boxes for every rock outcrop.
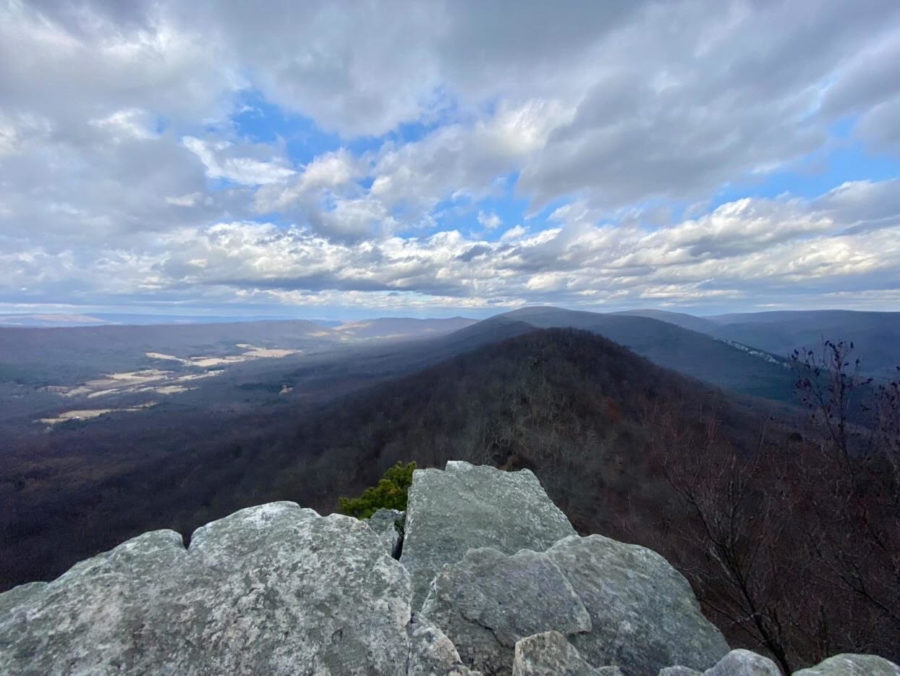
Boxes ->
[421,533,728,675]
[0,502,463,675]
[660,649,781,675]
[792,654,900,676]
[703,649,782,675]
[407,614,479,676]
[421,547,593,673]
[551,534,728,675]
[400,460,576,608]
[1,461,898,675]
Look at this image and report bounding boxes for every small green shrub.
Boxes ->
[338,461,416,519]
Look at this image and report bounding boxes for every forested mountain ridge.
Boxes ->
[622,308,900,380]
[497,307,796,401]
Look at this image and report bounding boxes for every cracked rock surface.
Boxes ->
[547,534,729,676]
[407,613,480,675]
[419,532,728,675]
[368,508,405,558]
[400,461,576,609]
[513,630,622,675]
[421,547,592,674]
[0,502,464,675]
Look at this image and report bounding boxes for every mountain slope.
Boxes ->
[0,316,478,388]
[332,316,476,340]
[706,310,900,379]
[614,308,721,335]
[500,307,795,402]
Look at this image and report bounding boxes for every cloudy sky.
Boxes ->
[2,0,899,319]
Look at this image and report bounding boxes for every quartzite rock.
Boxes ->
[704,649,781,675]
[407,614,482,675]
[369,508,405,558]
[420,532,727,675]
[421,547,592,674]
[401,461,576,607]
[657,649,784,676]
[0,502,450,675]
[513,631,623,675]
[792,654,900,676]
[548,534,728,675]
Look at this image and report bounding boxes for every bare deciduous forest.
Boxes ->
[1,329,897,669]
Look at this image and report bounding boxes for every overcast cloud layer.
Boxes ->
[1,0,899,318]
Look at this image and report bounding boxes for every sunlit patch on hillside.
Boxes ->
[42,344,302,402]
[37,402,158,427]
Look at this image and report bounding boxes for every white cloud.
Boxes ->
[89,109,157,141]
[166,192,205,207]
[500,225,528,242]
[6,183,897,313]
[364,99,574,220]
[182,136,295,186]
[0,1,238,125]
[255,149,365,213]
[814,179,900,231]
[477,211,502,230]
[2,1,900,313]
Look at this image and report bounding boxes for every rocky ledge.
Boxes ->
[1,461,898,675]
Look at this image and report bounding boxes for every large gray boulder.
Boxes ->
[513,631,623,675]
[421,533,728,675]
[422,547,592,673]
[658,649,782,676]
[0,502,464,675]
[549,535,728,675]
[401,461,576,607]
[792,654,900,675]
[704,649,781,675]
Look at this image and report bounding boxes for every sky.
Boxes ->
[1,0,900,320]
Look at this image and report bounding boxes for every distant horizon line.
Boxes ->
[1,305,898,329]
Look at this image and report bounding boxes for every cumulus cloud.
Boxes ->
[0,1,236,124]
[4,185,898,313]
[257,150,362,209]
[814,179,900,233]
[2,0,900,314]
